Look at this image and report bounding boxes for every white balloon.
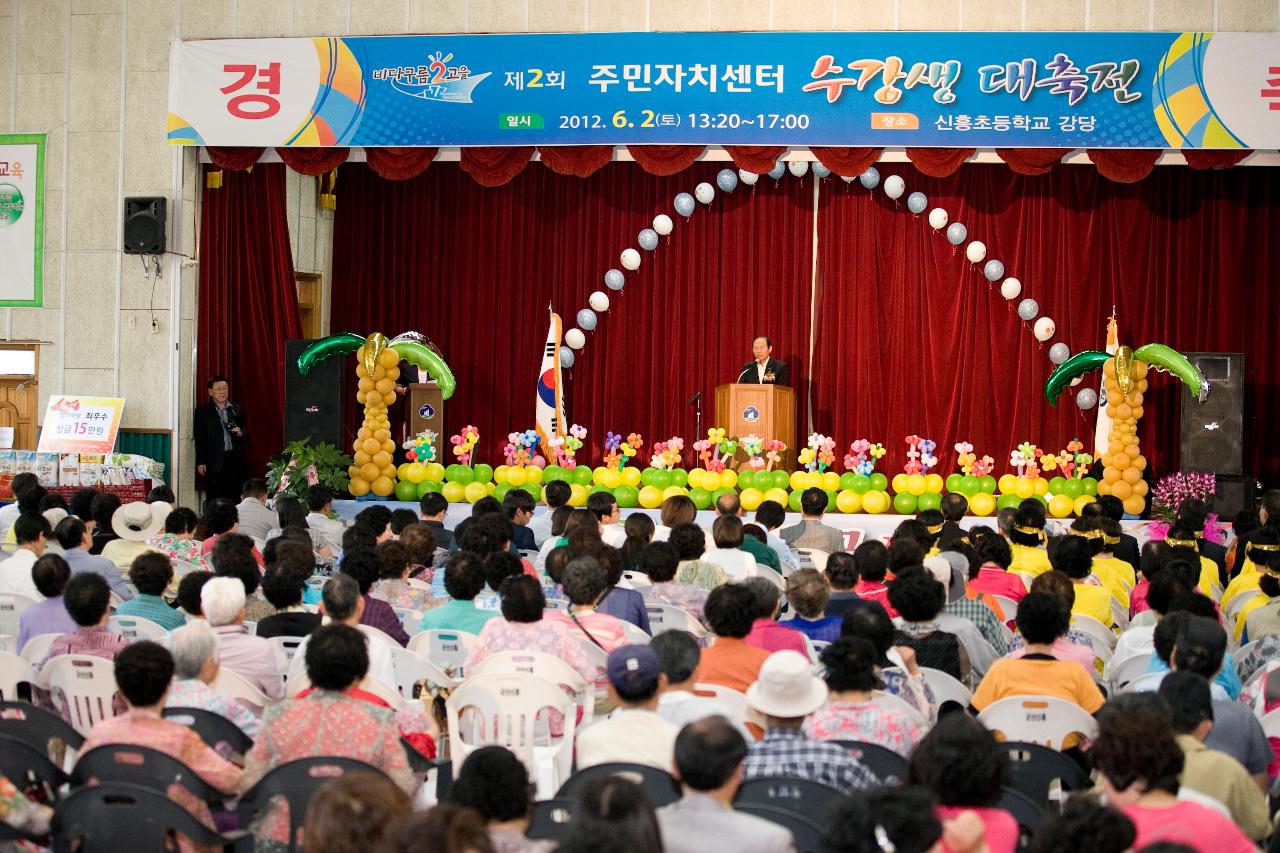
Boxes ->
[840,174,855,183]
[927,208,949,230]
[652,214,673,236]
[588,291,610,313]
[620,248,641,270]
[965,240,987,264]
[787,160,809,177]
[694,182,715,204]
[565,328,586,350]
[999,277,1022,300]
[739,169,759,185]
[1034,317,1056,342]
[884,175,905,199]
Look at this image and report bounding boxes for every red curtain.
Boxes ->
[809,163,1280,484]
[197,164,302,478]
[365,147,437,180]
[330,161,815,463]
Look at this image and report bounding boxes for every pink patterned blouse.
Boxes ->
[803,699,924,757]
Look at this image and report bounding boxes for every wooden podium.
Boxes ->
[407,383,444,442]
[715,384,796,470]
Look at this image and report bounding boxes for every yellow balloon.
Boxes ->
[688,469,706,489]
[970,492,996,516]
[347,465,361,480]
[1074,495,1096,516]
[924,473,944,494]
[638,486,664,509]
[906,473,926,496]
[525,466,543,485]
[821,472,841,492]
[372,451,392,469]
[998,474,1018,494]
[568,483,588,507]
[600,469,622,489]
[790,471,808,491]
[701,471,722,491]
[891,474,909,494]
[836,490,862,513]
[374,428,391,441]
[719,470,738,490]
[371,476,395,497]
[1014,479,1035,500]
[763,487,790,506]
[362,437,381,455]
[1048,494,1074,518]
[1033,478,1049,496]
[348,477,370,497]
[740,487,765,512]
[663,486,689,500]
[1123,496,1146,516]
[592,467,610,485]
[621,467,642,487]
[404,463,426,484]
[494,465,510,484]
[353,450,371,466]
[397,463,412,481]
[359,462,381,483]
[486,482,496,496]
[425,463,445,482]
[464,482,487,503]
[862,491,890,514]
[442,482,465,503]
[506,467,527,487]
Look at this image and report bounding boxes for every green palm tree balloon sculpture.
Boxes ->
[297,331,456,498]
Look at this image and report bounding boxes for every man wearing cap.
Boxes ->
[576,644,679,771]
[100,501,167,573]
[658,716,796,853]
[743,650,879,793]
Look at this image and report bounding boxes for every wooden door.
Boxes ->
[0,343,39,449]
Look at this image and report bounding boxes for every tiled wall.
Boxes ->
[0,0,1275,501]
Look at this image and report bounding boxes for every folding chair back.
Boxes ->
[237,757,389,853]
[52,782,246,853]
[977,696,1099,750]
[41,654,119,736]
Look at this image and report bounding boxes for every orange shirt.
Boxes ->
[972,656,1105,749]
[697,637,771,693]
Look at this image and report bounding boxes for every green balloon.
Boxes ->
[916,492,941,511]
[850,474,871,494]
[689,487,712,510]
[472,463,494,484]
[394,479,418,501]
[571,466,594,486]
[522,483,541,501]
[1081,477,1099,497]
[825,490,837,512]
[443,464,460,482]
[453,466,474,486]
[996,493,1021,510]
[839,472,858,491]
[869,473,888,493]
[669,469,689,488]
[542,465,564,482]
[788,490,804,512]
[712,488,736,506]
[1033,494,1048,507]
[492,483,512,502]
[979,476,997,494]
[960,475,981,497]
[1062,479,1085,500]
[651,469,673,490]
[893,492,919,514]
[772,471,791,491]
[945,473,964,493]
[588,483,611,495]
[615,485,639,508]
[415,480,441,498]
[640,468,658,487]
[1048,477,1066,495]
[738,471,756,490]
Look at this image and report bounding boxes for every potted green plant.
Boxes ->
[266,438,353,504]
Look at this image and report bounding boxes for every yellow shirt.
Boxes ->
[1091,557,1133,609]
[1222,559,1259,609]
[1009,543,1052,579]
[1233,594,1270,642]
[1197,556,1220,599]
[1071,582,1116,628]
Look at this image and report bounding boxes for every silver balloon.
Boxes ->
[812,162,831,178]
[1017,298,1039,321]
[858,167,880,190]
[767,161,785,180]
[946,222,967,245]
[604,269,625,291]
[576,309,597,331]
[906,192,927,214]
[983,259,1005,282]
[1048,343,1070,364]
[716,168,739,192]
[559,346,575,369]
[674,192,695,217]
[637,228,659,251]
[1076,388,1098,410]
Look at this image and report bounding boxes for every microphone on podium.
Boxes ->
[737,361,755,382]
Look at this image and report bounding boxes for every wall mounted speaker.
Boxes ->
[1179,352,1244,475]
[284,339,347,449]
[123,196,166,254]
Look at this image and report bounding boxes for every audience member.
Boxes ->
[464,575,594,684]
[698,584,771,692]
[652,630,749,735]
[619,512,655,573]
[1004,576,1096,674]
[742,576,808,655]
[806,636,923,756]
[387,803,494,853]
[88,491,122,555]
[255,548,322,638]
[286,574,396,687]
[264,495,331,556]
[851,540,893,615]
[1052,534,1115,628]
[658,716,794,853]
[532,506,575,572]
[200,498,264,567]
[822,551,862,618]
[148,507,208,569]
[306,485,348,554]
[596,546,651,632]
[35,571,129,722]
[528,481,570,549]
[670,522,729,591]
[933,543,1009,656]
[449,746,551,853]
[782,568,842,641]
[967,528,1026,602]
[1007,504,1051,578]
[1237,526,1280,643]
[717,492,781,573]
[587,491,626,548]
[1104,567,1189,682]
[114,551,184,630]
[0,512,50,599]
[16,554,76,650]
[544,556,629,651]
[177,570,213,619]
[704,515,759,580]
[164,620,261,738]
[232,478,277,542]
[476,550,525,611]
[652,494,697,542]
[889,566,969,683]
[56,515,133,600]
[215,542,275,622]
[371,539,434,611]
[397,521,436,581]
[576,644,678,769]
[0,473,39,538]
[640,541,708,623]
[754,500,797,575]
[840,602,936,722]
[340,546,410,646]
[417,552,496,634]
[780,488,844,554]
[1027,796,1136,853]
[824,787,959,853]
[556,776,663,853]
[501,489,537,554]
[201,576,283,699]
[303,772,412,853]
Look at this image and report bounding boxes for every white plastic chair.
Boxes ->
[977,696,1099,750]
[1011,572,1035,591]
[19,633,61,664]
[0,593,37,640]
[211,666,272,712]
[1259,708,1280,740]
[645,604,707,638]
[41,654,119,736]
[404,578,431,592]
[1110,600,1129,631]
[991,595,1019,624]
[1225,591,1264,620]
[622,571,651,589]
[407,629,479,676]
[392,608,424,635]
[361,674,406,711]
[1130,609,1158,628]
[794,549,830,573]
[174,559,204,578]
[470,650,594,728]
[619,620,651,645]
[544,598,570,612]
[1071,615,1117,652]
[919,667,973,708]
[1236,640,1261,663]
[269,636,305,673]
[447,671,577,799]
[691,682,750,727]
[108,615,170,642]
[0,650,40,701]
[1107,652,1154,690]
[869,690,929,729]
[389,643,458,696]
[1121,671,1167,694]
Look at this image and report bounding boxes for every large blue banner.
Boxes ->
[169,31,1280,149]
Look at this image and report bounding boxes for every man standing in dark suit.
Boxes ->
[194,375,246,503]
[737,336,790,387]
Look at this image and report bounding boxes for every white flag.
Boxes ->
[1093,312,1118,458]
[535,311,566,449]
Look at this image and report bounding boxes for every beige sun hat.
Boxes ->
[745,650,829,718]
[111,501,167,542]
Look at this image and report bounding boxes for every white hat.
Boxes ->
[111,501,167,542]
[925,554,967,603]
[745,650,828,718]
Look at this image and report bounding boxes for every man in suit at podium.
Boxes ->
[736,337,789,386]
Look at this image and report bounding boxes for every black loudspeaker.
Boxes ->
[123,196,166,254]
[1179,352,1244,475]
[284,339,347,449]
[1213,474,1258,521]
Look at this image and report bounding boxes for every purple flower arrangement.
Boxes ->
[1148,470,1223,543]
